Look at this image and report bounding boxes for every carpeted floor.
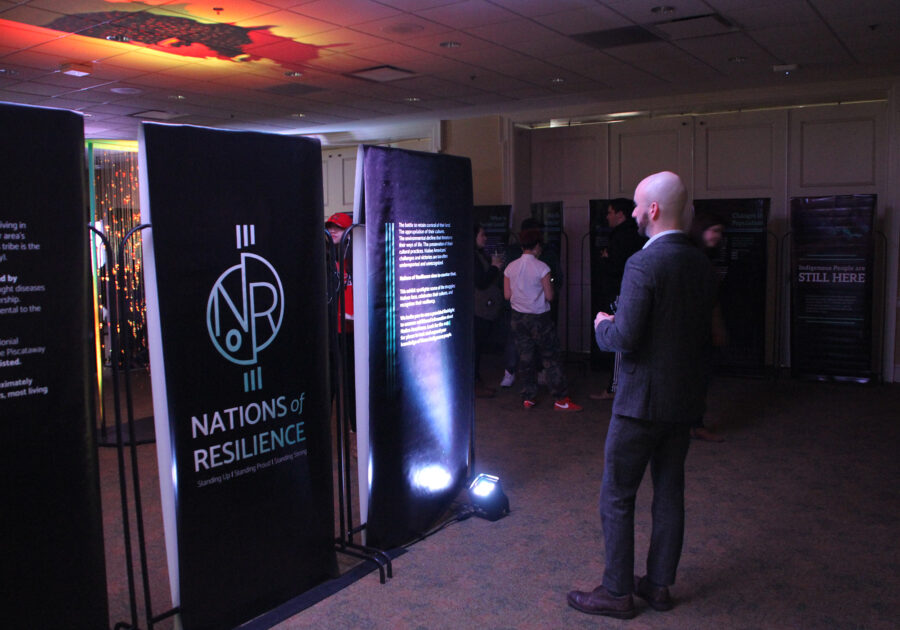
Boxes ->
[102,356,900,629]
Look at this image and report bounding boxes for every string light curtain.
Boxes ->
[88,141,146,367]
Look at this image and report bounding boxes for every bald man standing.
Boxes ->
[568,172,717,619]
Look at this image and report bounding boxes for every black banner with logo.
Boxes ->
[693,198,769,376]
[355,145,473,549]
[0,104,108,628]
[790,195,876,381]
[140,124,336,630]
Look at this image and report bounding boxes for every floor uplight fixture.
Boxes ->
[468,473,510,521]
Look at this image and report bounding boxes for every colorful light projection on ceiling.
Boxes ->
[4,1,327,71]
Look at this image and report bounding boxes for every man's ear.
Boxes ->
[649,201,660,221]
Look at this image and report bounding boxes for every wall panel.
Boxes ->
[610,118,693,198]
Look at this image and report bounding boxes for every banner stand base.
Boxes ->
[334,538,393,584]
[237,548,405,630]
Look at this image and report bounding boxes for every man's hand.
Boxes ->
[594,311,614,328]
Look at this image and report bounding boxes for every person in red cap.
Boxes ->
[326,212,354,329]
[326,212,355,430]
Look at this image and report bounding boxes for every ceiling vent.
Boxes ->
[347,65,417,82]
[571,26,662,50]
[651,13,736,40]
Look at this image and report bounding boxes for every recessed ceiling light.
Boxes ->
[405,96,421,102]
[729,56,748,64]
[440,41,462,48]
[284,70,303,78]
[106,34,130,42]
[651,5,675,15]
[0,68,19,76]
[551,77,566,85]
[291,113,305,119]
[169,94,187,100]
[60,63,92,77]
[773,63,798,75]
[110,87,142,95]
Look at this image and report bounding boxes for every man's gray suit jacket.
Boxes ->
[595,232,716,424]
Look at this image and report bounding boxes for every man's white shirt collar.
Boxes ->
[643,229,684,249]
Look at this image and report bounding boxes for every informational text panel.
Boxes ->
[791,195,875,381]
[0,103,108,628]
[355,145,474,549]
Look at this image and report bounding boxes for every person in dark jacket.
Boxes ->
[592,198,645,400]
[474,223,504,397]
[688,210,728,442]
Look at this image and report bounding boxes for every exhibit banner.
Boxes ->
[530,201,564,284]
[693,198,769,376]
[531,202,565,323]
[0,103,109,628]
[140,123,336,630]
[473,204,511,254]
[354,145,474,550]
[790,195,876,381]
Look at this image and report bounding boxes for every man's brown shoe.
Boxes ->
[634,575,673,611]
[566,585,635,619]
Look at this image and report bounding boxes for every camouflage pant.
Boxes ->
[510,310,567,399]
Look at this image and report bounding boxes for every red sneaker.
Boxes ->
[554,397,583,412]
[523,399,536,409]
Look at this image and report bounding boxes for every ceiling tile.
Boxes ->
[601,0,715,25]
[439,44,533,69]
[376,0,470,10]
[503,34,593,58]
[809,0,900,22]
[605,41,684,62]
[345,13,453,41]
[750,22,854,65]
[627,54,723,85]
[290,0,401,26]
[719,1,818,30]
[299,50,382,73]
[238,9,341,38]
[0,4,66,27]
[532,5,630,34]
[289,26,391,51]
[162,1,278,23]
[468,18,555,44]
[31,33,145,62]
[546,50,661,87]
[0,89,43,104]
[404,28,497,53]
[489,0,605,18]
[419,0,518,28]
[4,80,73,97]
[675,32,779,72]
